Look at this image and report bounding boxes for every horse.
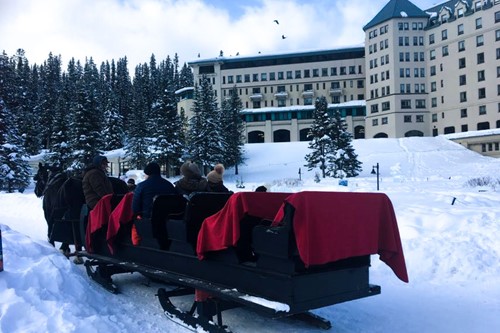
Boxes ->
[34,163,129,256]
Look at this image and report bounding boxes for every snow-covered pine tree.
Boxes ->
[69,58,104,170]
[100,61,124,151]
[0,98,31,192]
[327,109,362,178]
[187,75,224,173]
[304,96,334,178]
[220,86,245,174]
[125,63,151,169]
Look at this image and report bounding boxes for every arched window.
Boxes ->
[374,132,388,138]
[273,129,290,142]
[248,131,265,143]
[299,128,311,141]
[477,122,490,130]
[405,130,424,137]
[354,126,365,139]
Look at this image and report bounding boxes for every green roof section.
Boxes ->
[363,0,429,31]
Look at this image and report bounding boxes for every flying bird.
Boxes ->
[273,19,279,25]
[282,35,287,39]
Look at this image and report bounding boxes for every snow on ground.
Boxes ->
[1,136,499,333]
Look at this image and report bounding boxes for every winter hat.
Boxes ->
[207,170,222,183]
[93,155,108,167]
[144,162,161,176]
[180,161,202,178]
[127,179,136,185]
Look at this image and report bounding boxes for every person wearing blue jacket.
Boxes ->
[132,162,176,218]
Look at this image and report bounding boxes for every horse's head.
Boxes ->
[34,163,49,198]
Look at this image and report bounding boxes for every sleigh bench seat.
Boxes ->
[167,192,233,255]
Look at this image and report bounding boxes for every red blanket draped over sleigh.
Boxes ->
[85,194,114,253]
[272,191,409,282]
[197,192,291,259]
[107,192,134,254]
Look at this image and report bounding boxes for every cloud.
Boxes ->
[0,0,395,69]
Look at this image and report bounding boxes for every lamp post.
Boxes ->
[371,163,380,191]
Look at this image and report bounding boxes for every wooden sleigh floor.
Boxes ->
[53,191,407,332]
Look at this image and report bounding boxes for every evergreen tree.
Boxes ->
[125,63,151,169]
[304,96,334,178]
[220,86,244,174]
[178,62,194,89]
[0,98,31,192]
[69,58,104,170]
[187,75,224,172]
[100,61,124,150]
[327,109,362,178]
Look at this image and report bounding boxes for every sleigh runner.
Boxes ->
[67,191,407,331]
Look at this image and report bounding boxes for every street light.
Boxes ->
[371,163,380,191]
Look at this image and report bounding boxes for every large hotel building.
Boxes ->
[176,0,500,156]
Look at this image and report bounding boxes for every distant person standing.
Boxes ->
[127,178,136,192]
[132,162,176,218]
[82,155,114,209]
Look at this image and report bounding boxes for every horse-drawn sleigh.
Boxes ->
[35,164,408,332]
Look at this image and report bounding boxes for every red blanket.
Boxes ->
[273,191,409,283]
[85,194,113,252]
[107,192,134,254]
[197,192,291,259]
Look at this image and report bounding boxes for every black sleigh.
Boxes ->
[79,191,409,332]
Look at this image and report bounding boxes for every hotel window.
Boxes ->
[321,68,328,76]
[303,69,310,78]
[478,88,486,99]
[478,70,485,81]
[404,115,412,122]
[497,48,500,59]
[261,73,267,81]
[459,75,467,86]
[244,74,250,82]
[459,58,466,69]
[496,29,500,41]
[476,35,484,47]
[313,69,319,77]
[413,36,418,46]
[432,97,437,107]
[432,113,437,122]
[460,91,467,102]
[382,117,388,124]
[340,67,347,75]
[412,22,418,30]
[457,8,464,17]
[278,72,284,80]
[429,34,435,44]
[458,24,464,35]
[416,99,426,109]
[477,52,485,64]
[295,70,301,79]
[405,37,409,46]
[286,71,293,79]
[431,82,436,92]
[458,40,465,52]
[349,66,356,74]
[416,115,424,123]
[236,75,242,83]
[430,49,436,60]
[442,45,449,56]
[460,108,468,118]
[269,72,275,81]
[462,124,469,133]
[331,67,337,76]
[479,105,486,115]
[496,11,500,23]
[441,29,447,40]
[430,65,436,76]
[400,84,405,93]
[401,100,411,109]
[372,119,378,126]
[252,73,259,82]
[382,101,390,110]
[371,104,379,113]
[476,17,482,29]
[475,1,481,10]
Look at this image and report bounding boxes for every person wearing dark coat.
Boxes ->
[206,164,229,193]
[82,155,114,209]
[175,161,209,196]
[132,162,176,218]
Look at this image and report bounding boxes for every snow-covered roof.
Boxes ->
[240,100,366,114]
[443,129,500,140]
[174,87,194,95]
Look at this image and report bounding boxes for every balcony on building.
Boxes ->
[274,91,289,99]
[329,88,344,96]
[250,93,263,101]
[302,90,314,97]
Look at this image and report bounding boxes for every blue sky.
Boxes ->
[1,0,440,68]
